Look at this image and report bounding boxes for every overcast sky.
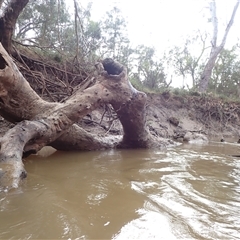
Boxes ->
[75,0,240,54]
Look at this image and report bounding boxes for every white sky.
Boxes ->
[75,0,240,52]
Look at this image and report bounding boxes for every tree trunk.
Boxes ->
[0,45,165,190]
[0,0,29,53]
[198,0,239,93]
[198,47,222,92]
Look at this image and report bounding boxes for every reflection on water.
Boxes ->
[0,141,240,239]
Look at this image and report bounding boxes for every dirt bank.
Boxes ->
[146,92,240,142]
[79,91,240,143]
[1,91,239,145]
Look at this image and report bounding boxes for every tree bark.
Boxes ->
[198,0,239,93]
[0,45,163,190]
[199,47,221,92]
[0,0,29,53]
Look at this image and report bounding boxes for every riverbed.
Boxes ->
[0,141,240,239]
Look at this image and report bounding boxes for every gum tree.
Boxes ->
[198,0,240,92]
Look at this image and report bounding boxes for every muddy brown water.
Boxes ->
[0,141,240,240]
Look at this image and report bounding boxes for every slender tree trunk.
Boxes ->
[199,47,222,92]
[198,0,239,93]
[0,0,29,53]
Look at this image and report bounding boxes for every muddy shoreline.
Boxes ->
[1,92,240,147]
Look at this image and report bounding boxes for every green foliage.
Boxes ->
[130,77,151,93]
[15,2,170,92]
[172,87,190,96]
[99,7,132,66]
[15,0,103,68]
[72,2,102,63]
[209,46,240,98]
[16,0,71,47]
[85,21,101,41]
[167,32,209,89]
[131,45,169,90]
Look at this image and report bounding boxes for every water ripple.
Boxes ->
[0,144,240,239]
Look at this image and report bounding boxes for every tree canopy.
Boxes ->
[9,0,240,96]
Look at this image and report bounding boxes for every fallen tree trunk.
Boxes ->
[0,43,167,190]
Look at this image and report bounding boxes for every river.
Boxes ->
[0,140,240,239]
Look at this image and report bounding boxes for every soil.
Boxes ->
[145,92,240,142]
[78,90,240,144]
[1,90,240,145]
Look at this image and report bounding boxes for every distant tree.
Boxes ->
[99,7,133,66]
[73,1,103,63]
[209,46,240,98]
[84,20,101,53]
[168,32,209,89]
[15,0,103,66]
[131,45,169,90]
[198,0,240,93]
[15,0,71,48]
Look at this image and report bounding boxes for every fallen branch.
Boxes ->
[0,44,164,190]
